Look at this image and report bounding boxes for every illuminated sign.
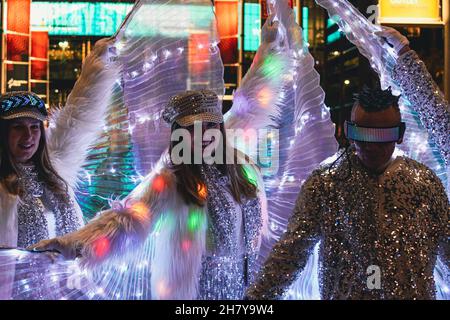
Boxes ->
[30,2,133,36]
[30,2,215,38]
[379,0,443,24]
[244,3,261,52]
[302,7,309,44]
[7,78,28,90]
[327,30,343,44]
[2,0,31,93]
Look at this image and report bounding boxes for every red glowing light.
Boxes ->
[93,237,110,258]
[181,239,192,252]
[152,175,166,193]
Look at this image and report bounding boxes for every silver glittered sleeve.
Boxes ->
[246,171,322,300]
[441,237,450,271]
[392,50,450,165]
[433,170,450,269]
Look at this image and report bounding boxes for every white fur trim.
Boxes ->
[47,40,120,190]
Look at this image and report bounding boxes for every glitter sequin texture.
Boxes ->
[392,51,450,165]
[16,164,81,248]
[247,149,449,299]
[162,90,222,125]
[198,165,262,299]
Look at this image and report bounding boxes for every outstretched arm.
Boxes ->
[432,172,450,269]
[29,162,174,268]
[314,0,449,165]
[378,27,450,165]
[225,15,287,131]
[246,171,322,299]
[47,38,121,187]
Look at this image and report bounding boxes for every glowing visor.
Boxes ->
[345,121,405,143]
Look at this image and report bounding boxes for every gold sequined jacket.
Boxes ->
[247,150,449,299]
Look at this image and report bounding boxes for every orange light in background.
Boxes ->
[5,0,31,62]
[30,60,47,81]
[3,0,31,92]
[379,0,442,24]
[31,30,49,80]
[261,0,269,20]
[188,33,210,76]
[215,0,238,64]
[31,30,48,59]
[215,1,238,38]
[7,0,31,34]
[6,34,29,62]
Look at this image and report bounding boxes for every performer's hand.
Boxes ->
[27,238,80,261]
[79,37,118,78]
[375,26,411,56]
[262,14,279,44]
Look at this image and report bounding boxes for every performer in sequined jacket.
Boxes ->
[0,38,119,248]
[246,87,449,300]
[30,90,268,300]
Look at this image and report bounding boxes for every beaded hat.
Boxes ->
[0,91,48,121]
[162,90,223,127]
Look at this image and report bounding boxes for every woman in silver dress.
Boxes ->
[31,90,268,300]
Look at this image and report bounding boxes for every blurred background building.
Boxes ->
[1,0,448,145]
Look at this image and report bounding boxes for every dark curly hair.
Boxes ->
[353,86,400,114]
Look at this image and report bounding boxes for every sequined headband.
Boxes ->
[0,91,47,120]
[345,121,405,143]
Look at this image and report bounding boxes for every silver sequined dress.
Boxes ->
[247,149,449,299]
[198,165,262,299]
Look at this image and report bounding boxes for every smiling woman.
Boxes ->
[0,37,120,252]
[0,92,80,247]
[7,118,42,164]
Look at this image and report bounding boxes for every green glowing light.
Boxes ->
[261,54,287,78]
[242,165,258,187]
[187,208,204,233]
